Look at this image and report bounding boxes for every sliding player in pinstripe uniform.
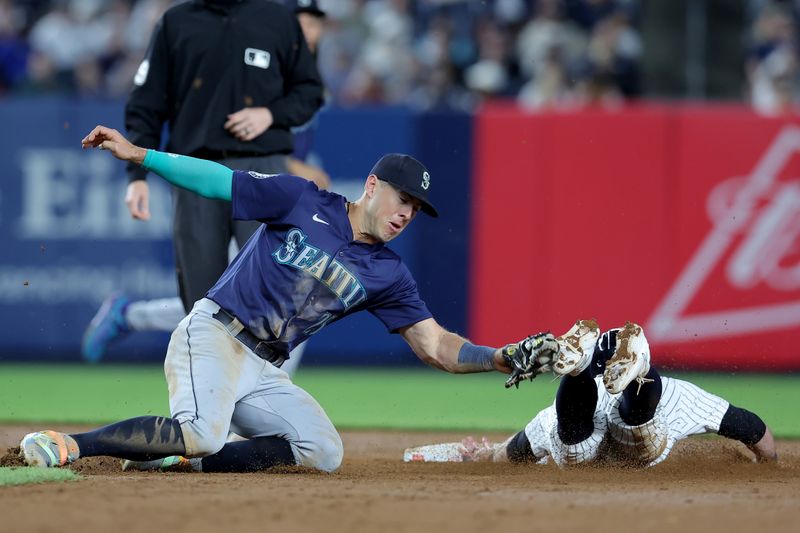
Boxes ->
[405,320,778,467]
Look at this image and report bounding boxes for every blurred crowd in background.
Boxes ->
[0,0,799,114]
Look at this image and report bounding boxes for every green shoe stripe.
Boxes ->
[161,456,183,469]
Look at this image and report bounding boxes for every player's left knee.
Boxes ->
[178,418,228,457]
[551,412,607,467]
[294,431,344,473]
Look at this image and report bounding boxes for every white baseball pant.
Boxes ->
[164,298,343,472]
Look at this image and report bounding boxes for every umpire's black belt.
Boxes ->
[190,148,271,161]
[212,308,286,367]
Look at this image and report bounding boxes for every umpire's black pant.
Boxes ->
[172,154,287,313]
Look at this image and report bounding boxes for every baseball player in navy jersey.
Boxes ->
[405,320,778,467]
[19,125,557,473]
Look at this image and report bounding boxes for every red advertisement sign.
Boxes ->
[471,104,799,370]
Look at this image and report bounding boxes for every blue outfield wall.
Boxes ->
[0,99,472,364]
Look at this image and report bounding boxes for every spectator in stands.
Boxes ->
[408,14,474,111]
[26,0,126,95]
[565,0,631,31]
[105,0,172,96]
[0,0,30,94]
[570,6,641,106]
[515,0,586,109]
[463,16,514,100]
[339,0,418,105]
[747,1,800,114]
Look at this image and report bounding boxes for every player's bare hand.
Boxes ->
[81,125,147,164]
[460,436,497,462]
[749,427,778,464]
[125,180,151,221]
[224,107,273,142]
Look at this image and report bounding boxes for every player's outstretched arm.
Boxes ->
[403,435,514,463]
[399,318,556,380]
[399,318,511,374]
[749,425,778,464]
[82,125,233,201]
[462,436,513,462]
[717,404,778,463]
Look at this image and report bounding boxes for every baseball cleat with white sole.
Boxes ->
[603,322,652,394]
[19,430,79,468]
[553,319,601,376]
[122,455,196,472]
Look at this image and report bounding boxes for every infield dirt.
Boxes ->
[1,425,798,533]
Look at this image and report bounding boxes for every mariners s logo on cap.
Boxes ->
[421,171,430,190]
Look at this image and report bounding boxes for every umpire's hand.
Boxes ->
[224,107,274,141]
[125,181,151,221]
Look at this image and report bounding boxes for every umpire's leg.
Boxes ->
[172,189,233,313]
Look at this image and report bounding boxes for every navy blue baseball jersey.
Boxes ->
[206,171,432,356]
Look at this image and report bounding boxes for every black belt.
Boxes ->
[212,308,286,367]
[190,148,271,161]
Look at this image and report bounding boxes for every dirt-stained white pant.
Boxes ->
[164,298,343,472]
[524,376,730,467]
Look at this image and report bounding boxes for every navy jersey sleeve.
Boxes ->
[369,264,432,333]
[231,171,313,222]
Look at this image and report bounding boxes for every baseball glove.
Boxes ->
[502,332,558,388]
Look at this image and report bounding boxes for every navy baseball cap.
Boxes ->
[370,154,438,218]
[284,0,326,17]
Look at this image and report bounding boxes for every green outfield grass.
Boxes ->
[0,467,79,487]
[0,364,797,437]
